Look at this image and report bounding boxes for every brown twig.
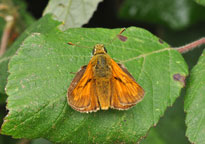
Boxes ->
[174,38,205,53]
[0,15,14,56]
[0,4,8,10]
[17,139,30,144]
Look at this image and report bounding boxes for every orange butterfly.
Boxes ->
[67,30,144,113]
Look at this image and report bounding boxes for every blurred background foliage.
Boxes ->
[0,0,205,143]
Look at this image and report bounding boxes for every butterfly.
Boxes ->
[67,30,144,113]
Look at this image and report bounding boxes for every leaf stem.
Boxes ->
[0,15,15,56]
[174,38,205,53]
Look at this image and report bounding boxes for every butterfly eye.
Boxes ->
[104,47,107,53]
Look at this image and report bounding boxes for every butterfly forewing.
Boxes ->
[110,59,144,109]
[67,63,100,112]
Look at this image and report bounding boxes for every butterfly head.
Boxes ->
[93,44,107,55]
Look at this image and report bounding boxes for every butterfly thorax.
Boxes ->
[92,44,112,80]
[92,54,112,79]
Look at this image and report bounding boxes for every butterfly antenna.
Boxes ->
[119,28,126,35]
[67,42,92,49]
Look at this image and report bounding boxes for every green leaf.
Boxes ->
[43,0,103,30]
[1,27,188,143]
[141,93,190,144]
[0,14,61,101]
[119,0,205,30]
[195,0,205,6]
[184,50,205,144]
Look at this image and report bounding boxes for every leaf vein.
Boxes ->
[136,57,145,81]
[120,48,171,63]
[168,50,171,105]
